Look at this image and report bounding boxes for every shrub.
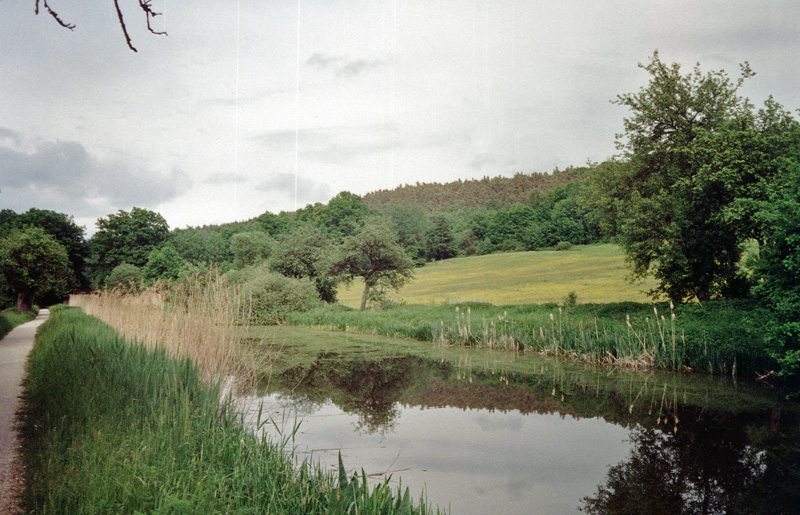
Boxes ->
[239,268,321,324]
[104,263,143,292]
[555,241,573,251]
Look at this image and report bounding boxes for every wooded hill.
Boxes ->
[362,167,583,212]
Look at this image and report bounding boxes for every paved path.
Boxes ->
[0,309,49,515]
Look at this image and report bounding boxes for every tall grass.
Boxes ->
[0,307,38,340]
[20,305,438,514]
[70,272,256,389]
[288,300,772,376]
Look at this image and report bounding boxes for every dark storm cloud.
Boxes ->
[255,172,330,203]
[0,138,191,217]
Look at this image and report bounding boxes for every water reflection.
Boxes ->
[248,348,800,514]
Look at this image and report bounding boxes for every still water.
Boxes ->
[244,331,800,514]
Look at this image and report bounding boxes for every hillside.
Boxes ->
[336,244,656,307]
[362,167,584,212]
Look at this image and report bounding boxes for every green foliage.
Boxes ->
[384,204,429,262]
[20,307,435,514]
[170,226,234,266]
[425,213,458,261]
[0,307,37,340]
[597,52,792,302]
[290,300,772,376]
[363,169,581,212]
[104,263,143,291]
[751,146,800,381]
[143,246,186,282]
[330,218,415,310]
[90,207,170,286]
[230,231,274,269]
[0,226,70,311]
[555,241,572,251]
[236,264,321,324]
[294,191,371,240]
[269,224,338,302]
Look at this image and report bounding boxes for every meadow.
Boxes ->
[291,244,772,377]
[336,244,657,307]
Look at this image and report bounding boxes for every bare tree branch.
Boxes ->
[36,0,76,30]
[35,0,167,52]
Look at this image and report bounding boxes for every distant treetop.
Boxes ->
[362,168,583,212]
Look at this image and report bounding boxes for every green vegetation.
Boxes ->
[336,244,654,307]
[20,306,438,514]
[0,226,71,311]
[0,307,37,340]
[287,299,771,376]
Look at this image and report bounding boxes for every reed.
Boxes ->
[20,306,439,514]
[288,300,769,375]
[70,272,257,390]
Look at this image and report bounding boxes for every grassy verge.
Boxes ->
[20,305,438,514]
[0,307,38,340]
[287,300,773,377]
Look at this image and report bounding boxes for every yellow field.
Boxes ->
[337,244,657,307]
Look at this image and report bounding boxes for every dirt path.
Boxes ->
[0,309,49,515]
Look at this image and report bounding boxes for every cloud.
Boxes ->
[0,136,192,218]
[204,172,246,184]
[253,124,398,165]
[304,53,387,77]
[255,172,330,204]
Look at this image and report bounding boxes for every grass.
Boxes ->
[336,244,657,308]
[70,272,258,390]
[287,300,773,377]
[20,305,439,514]
[0,306,38,340]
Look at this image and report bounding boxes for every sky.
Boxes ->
[1,0,799,235]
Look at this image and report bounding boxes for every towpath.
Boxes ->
[0,309,49,515]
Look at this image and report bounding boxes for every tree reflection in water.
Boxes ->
[582,409,800,514]
[262,347,800,513]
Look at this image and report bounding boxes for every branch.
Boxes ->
[36,0,76,30]
[35,0,168,53]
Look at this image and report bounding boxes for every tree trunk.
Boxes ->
[16,292,32,313]
[360,281,370,311]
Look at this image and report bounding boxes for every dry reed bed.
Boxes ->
[70,274,257,390]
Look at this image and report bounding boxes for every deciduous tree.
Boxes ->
[0,226,70,311]
[329,218,414,310]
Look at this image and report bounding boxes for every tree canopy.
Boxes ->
[592,51,789,302]
[0,226,71,311]
[329,218,414,310]
[89,207,170,287]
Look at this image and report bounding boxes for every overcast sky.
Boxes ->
[2,1,798,234]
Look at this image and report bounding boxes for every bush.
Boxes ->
[239,268,321,325]
[555,241,573,251]
[104,263,143,292]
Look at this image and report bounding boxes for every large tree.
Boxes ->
[269,224,338,303]
[595,52,781,302]
[329,218,414,310]
[0,226,71,312]
[0,208,89,291]
[89,207,170,287]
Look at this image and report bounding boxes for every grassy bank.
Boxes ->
[336,244,657,307]
[287,300,773,377]
[0,307,37,340]
[20,306,438,514]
